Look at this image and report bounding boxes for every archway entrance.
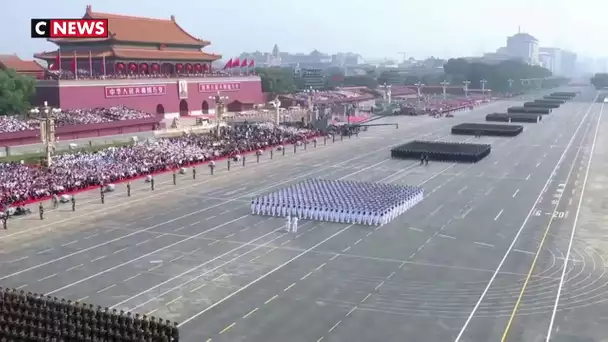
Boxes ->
[179,100,189,116]
[201,100,209,114]
[156,104,165,115]
[226,100,243,112]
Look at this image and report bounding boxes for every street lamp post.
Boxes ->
[414,82,424,105]
[480,79,487,98]
[270,97,281,125]
[303,86,317,125]
[30,102,60,167]
[440,80,450,100]
[209,91,228,139]
[463,80,471,98]
[380,83,392,104]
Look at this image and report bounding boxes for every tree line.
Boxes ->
[0,69,36,115]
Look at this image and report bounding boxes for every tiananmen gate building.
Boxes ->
[33,6,263,118]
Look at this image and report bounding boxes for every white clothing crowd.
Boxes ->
[0,123,317,206]
[0,106,153,133]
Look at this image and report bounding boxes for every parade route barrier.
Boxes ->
[390,140,491,163]
[525,101,560,109]
[507,106,551,114]
[486,113,542,123]
[451,123,523,137]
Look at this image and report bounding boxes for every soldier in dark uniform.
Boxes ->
[172,171,177,185]
[2,215,6,230]
[425,153,429,165]
[39,203,44,220]
[100,191,105,204]
[151,177,155,191]
[126,182,131,197]
[420,153,424,165]
[192,167,196,180]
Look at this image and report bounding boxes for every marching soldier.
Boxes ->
[100,190,105,204]
[242,156,246,167]
[151,177,155,191]
[172,171,177,185]
[192,167,196,180]
[227,159,231,171]
[39,203,44,220]
[2,215,6,230]
[52,194,59,209]
[71,195,76,211]
[425,153,429,165]
[420,153,424,165]
[126,181,131,197]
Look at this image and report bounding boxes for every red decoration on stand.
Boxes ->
[151,63,160,73]
[176,63,183,72]
[185,63,193,73]
[129,63,137,73]
[116,62,125,72]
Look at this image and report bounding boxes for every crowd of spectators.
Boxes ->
[397,98,487,115]
[0,107,154,133]
[284,88,375,105]
[229,108,309,123]
[0,123,317,206]
[45,69,242,80]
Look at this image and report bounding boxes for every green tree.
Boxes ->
[255,67,297,95]
[0,69,35,115]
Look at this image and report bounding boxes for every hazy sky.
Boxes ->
[0,0,603,61]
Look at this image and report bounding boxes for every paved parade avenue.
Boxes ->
[1,89,606,342]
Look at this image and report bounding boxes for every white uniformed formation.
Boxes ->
[251,179,423,226]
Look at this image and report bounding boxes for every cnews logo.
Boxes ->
[31,19,109,38]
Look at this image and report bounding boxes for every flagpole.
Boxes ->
[102,55,106,77]
[73,51,78,80]
[89,51,93,76]
[58,50,62,73]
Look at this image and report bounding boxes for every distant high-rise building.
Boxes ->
[539,47,563,75]
[272,44,280,57]
[561,50,577,76]
[506,32,539,65]
[300,68,325,90]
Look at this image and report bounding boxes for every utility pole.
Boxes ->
[463,80,471,98]
[440,80,450,100]
[480,79,487,97]
[31,102,59,167]
[210,91,228,139]
[380,83,392,104]
[414,82,424,105]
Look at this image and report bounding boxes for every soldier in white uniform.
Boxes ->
[292,216,299,233]
[285,215,291,232]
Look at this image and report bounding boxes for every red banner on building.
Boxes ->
[198,82,241,93]
[105,85,167,98]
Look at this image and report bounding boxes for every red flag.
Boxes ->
[50,52,61,71]
[241,58,248,68]
[88,51,93,76]
[232,58,240,68]
[223,58,233,70]
[249,59,255,68]
[202,63,208,72]
[102,55,106,76]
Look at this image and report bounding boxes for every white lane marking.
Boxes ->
[189,283,207,293]
[437,234,456,239]
[36,248,54,255]
[155,233,168,239]
[179,224,356,327]
[430,205,444,216]
[301,272,313,280]
[536,162,541,167]
[189,221,201,226]
[243,308,258,319]
[83,233,99,240]
[38,273,57,282]
[454,98,597,341]
[170,255,184,263]
[66,264,83,272]
[485,187,494,195]
[174,226,186,232]
[374,281,384,291]
[547,102,603,341]
[329,320,342,333]
[166,296,182,306]
[97,284,116,293]
[342,246,351,253]
[512,189,520,198]
[354,238,362,245]
[135,239,151,246]
[409,227,423,232]
[16,284,28,289]
[284,283,296,292]
[225,233,236,239]
[494,209,504,221]
[91,255,107,262]
[124,273,141,282]
[526,173,531,180]
[146,308,158,316]
[458,186,468,194]
[61,240,78,247]
[8,256,28,263]
[461,208,473,218]
[205,215,216,220]
[208,240,220,246]
[77,296,89,302]
[474,242,494,248]
[316,263,326,271]
[513,249,534,255]
[264,295,278,304]
[113,247,128,254]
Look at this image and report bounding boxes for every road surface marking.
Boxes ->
[316,263,326,271]
[346,306,358,317]
[219,322,236,334]
[354,238,362,245]
[97,284,115,293]
[91,255,107,262]
[474,242,494,248]
[113,247,128,254]
[361,293,372,303]
[66,264,83,272]
[329,320,342,333]
[284,283,296,292]
[8,256,28,263]
[124,273,141,282]
[243,308,258,319]
[38,273,57,282]
[189,220,201,226]
[512,189,520,198]
[301,272,313,280]
[342,246,351,252]
[409,227,423,232]
[264,295,278,304]
[375,281,384,291]
[83,233,98,240]
[135,239,151,246]
[547,102,603,341]
[189,283,207,293]
[494,209,504,221]
[37,248,54,255]
[166,296,182,306]
[526,173,531,180]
